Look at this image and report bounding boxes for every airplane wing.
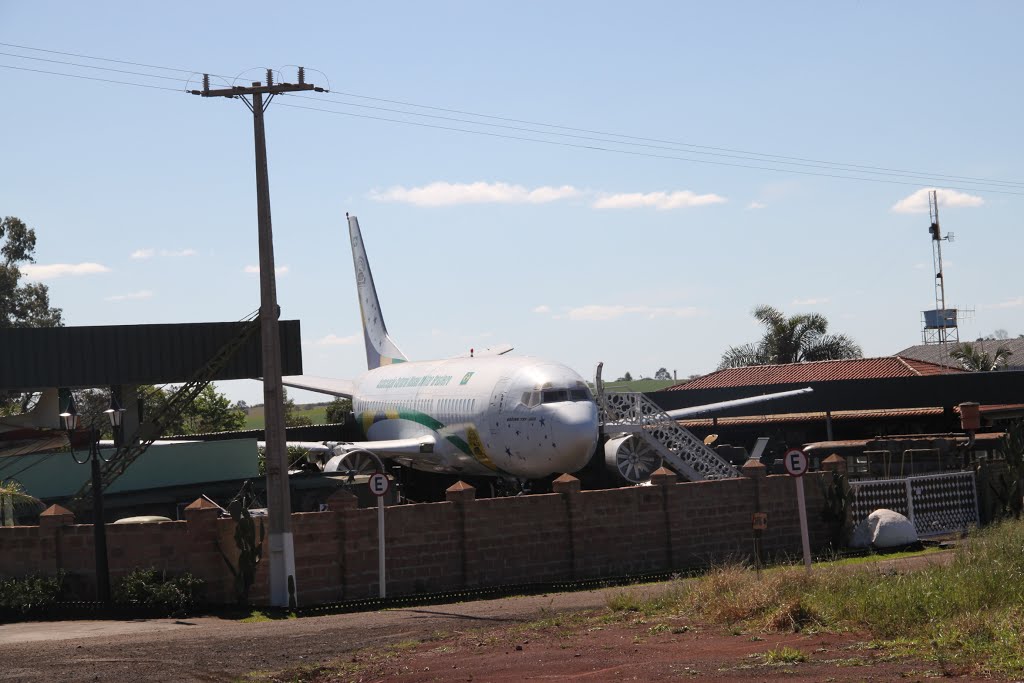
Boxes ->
[280,375,357,399]
[664,387,813,419]
[274,437,436,456]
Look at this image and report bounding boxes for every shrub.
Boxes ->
[113,568,205,614]
[0,572,65,613]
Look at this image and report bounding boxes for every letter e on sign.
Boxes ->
[369,472,390,497]
[783,448,808,477]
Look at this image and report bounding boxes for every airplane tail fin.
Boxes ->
[348,214,408,370]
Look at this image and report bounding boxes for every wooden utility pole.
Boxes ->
[193,68,324,607]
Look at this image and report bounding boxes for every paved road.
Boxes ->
[0,585,640,682]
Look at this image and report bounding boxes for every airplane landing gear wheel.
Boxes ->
[604,435,662,484]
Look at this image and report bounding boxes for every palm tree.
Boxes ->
[718,305,863,369]
[949,342,1013,371]
[0,480,43,524]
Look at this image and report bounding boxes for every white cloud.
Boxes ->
[105,289,154,302]
[244,265,289,276]
[593,190,726,210]
[132,248,196,259]
[162,248,197,257]
[310,333,359,346]
[20,262,111,280]
[532,305,551,314]
[566,304,699,321]
[791,297,830,306]
[370,181,580,207]
[748,201,767,210]
[891,187,985,214]
[985,297,1024,310]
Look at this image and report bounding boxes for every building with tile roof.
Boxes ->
[897,338,1024,371]
[651,356,1023,473]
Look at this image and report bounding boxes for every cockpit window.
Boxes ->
[523,386,593,406]
[542,389,569,403]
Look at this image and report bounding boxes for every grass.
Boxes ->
[603,520,1024,676]
[244,404,331,430]
[763,645,807,665]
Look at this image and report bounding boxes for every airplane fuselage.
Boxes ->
[351,355,599,480]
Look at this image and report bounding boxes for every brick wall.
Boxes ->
[0,472,831,605]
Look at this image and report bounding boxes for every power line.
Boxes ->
[2,43,1023,194]
[315,89,1024,189]
[290,93,1022,190]
[0,51,193,84]
[0,40,214,76]
[0,63,183,91]
[277,101,1024,196]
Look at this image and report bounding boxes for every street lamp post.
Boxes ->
[60,393,125,603]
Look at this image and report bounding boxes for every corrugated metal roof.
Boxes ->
[679,406,946,427]
[0,321,302,390]
[667,356,960,391]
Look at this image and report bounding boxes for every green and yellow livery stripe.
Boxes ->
[358,409,498,472]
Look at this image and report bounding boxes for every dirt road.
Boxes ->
[0,553,983,682]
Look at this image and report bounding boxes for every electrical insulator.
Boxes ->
[266,68,274,86]
[298,66,305,85]
[203,73,210,92]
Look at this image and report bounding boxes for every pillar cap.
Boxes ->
[446,480,476,503]
[650,467,677,486]
[741,458,767,479]
[552,473,581,494]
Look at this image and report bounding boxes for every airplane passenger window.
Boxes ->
[542,390,569,403]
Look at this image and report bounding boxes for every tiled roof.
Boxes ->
[897,339,1024,370]
[667,356,961,391]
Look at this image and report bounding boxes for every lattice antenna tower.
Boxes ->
[921,189,959,345]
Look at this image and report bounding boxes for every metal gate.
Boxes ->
[850,471,979,538]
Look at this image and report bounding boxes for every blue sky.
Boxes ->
[2,2,1022,405]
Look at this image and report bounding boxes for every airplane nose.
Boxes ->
[551,402,599,473]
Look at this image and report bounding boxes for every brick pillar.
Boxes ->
[183,497,229,603]
[740,458,766,570]
[325,489,357,600]
[446,481,475,588]
[38,504,74,575]
[553,474,583,579]
[649,468,676,570]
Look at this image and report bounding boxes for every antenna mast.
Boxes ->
[922,190,959,345]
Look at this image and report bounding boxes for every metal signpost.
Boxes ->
[784,448,813,574]
[369,472,390,598]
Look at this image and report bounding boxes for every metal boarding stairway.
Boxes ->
[594,364,740,483]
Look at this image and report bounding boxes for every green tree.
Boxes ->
[950,342,1013,372]
[718,305,862,369]
[0,216,63,329]
[1,217,63,413]
[615,372,634,382]
[325,397,352,424]
[138,384,245,436]
[654,368,672,381]
[282,389,312,428]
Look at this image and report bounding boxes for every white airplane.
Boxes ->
[278,215,812,484]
